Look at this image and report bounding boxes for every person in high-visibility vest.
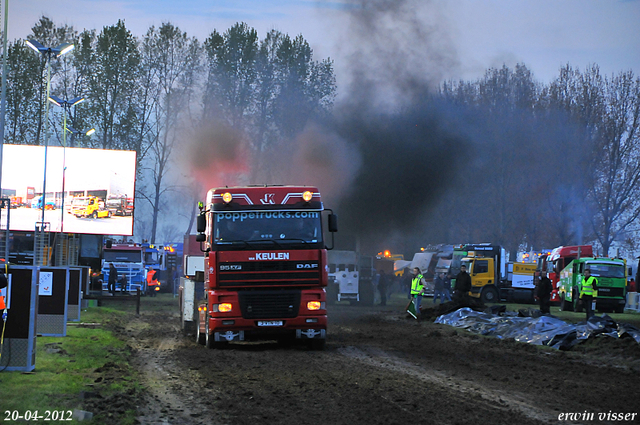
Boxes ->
[410,267,425,319]
[0,270,8,319]
[147,269,159,297]
[580,268,598,320]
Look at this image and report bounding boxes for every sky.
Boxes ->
[10,0,640,90]
[8,0,640,245]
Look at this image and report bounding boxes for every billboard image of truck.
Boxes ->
[0,144,136,236]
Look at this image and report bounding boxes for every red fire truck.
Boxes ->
[194,186,337,350]
[534,245,592,305]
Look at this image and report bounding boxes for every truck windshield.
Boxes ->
[73,198,89,206]
[213,210,322,246]
[587,263,625,278]
[104,251,142,263]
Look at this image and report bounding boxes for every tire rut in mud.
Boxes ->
[127,312,228,425]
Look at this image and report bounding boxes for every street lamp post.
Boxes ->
[26,39,73,265]
[48,95,85,232]
[25,40,74,225]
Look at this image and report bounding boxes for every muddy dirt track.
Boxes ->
[101,297,640,425]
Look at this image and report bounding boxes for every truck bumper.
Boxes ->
[209,315,327,342]
[595,297,626,310]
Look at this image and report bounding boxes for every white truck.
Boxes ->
[327,250,360,303]
[179,254,205,334]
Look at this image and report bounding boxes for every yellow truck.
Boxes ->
[461,250,537,303]
[71,196,111,218]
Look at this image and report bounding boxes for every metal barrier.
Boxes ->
[624,292,639,312]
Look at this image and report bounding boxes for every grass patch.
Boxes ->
[0,307,141,424]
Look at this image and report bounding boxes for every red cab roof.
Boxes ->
[549,245,593,261]
[206,186,322,210]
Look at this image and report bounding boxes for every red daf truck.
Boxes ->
[194,186,337,350]
[534,245,593,304]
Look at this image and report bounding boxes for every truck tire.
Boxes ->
[573,291,583,313]
[205,322,226,349]
[560,295,573,312]
[196,318,205,345]
[91,211,97,219]
[481,286,499,303]
[614,305,624,314]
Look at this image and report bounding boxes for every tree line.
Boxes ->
[432,64,640,257]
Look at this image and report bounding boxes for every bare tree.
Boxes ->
[138,23,201,244]
[584,68,640,255]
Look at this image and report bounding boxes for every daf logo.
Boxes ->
[296,263,318,269]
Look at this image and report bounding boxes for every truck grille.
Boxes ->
[596,287,624,297]
[238,290,301,319]
[218,261,320,287]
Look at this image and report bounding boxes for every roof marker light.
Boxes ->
[222,192,232,203]
[302,191,313,202]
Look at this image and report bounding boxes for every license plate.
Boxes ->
[258,321,283,327]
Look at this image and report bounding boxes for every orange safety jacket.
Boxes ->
[147,270,159,286]
[0,295,5,310]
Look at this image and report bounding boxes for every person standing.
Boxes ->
[147,268,159,296]
[433,273,445,304]
[580,268,598,320]
[537,273,553,314]
[0,270,7,318]
[402,268,412,297]
[378,269,389,306]
[443,272,453,302]
[410,267,425,318]
[454,264,472,303]
[108,263,118,295]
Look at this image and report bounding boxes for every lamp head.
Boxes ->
[25,39,45,53]
[55,43,74,57]
[48,95,63,107]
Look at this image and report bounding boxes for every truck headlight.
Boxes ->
[213,303,233,313]
[307,301,324,311]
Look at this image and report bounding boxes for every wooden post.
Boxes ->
[136,288,141,316]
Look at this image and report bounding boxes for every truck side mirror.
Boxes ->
[195,234,205,242]
[328,214,338,233]
[196,213,206,233]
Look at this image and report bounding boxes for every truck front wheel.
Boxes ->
[196,318,205,345]
[573,291,583,312]
[481,286,498,303]
[205,323,226,349]
[560,294,573,312]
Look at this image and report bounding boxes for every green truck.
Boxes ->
[558,257,627,313]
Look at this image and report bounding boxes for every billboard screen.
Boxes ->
[1,144,136,236]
